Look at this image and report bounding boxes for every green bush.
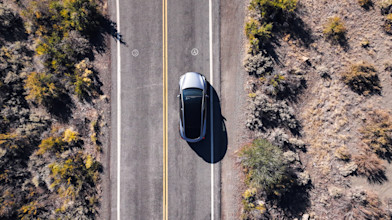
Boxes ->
[23,0,101,39]
[241,139,292,196]
[243,52,273,76]
[36,31,90,74]
[249,0,297,22]
[323,16,346,43]
[245,18,272,53]
[246,0,297,54]
[342,62,381,95]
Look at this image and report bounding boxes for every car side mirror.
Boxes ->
[177,94,180,98]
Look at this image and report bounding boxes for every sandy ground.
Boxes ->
[220,0,250,219]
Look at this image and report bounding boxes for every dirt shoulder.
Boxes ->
[220,0,250,219]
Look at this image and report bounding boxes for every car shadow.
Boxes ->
[187,82,227,163]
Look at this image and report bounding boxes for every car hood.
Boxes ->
[180,72,204,90]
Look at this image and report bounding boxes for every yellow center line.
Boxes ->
[162,0,168,219]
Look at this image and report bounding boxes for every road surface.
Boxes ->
[107,0,222,219]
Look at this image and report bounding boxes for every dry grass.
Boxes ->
[335,145,351,161]
[344,189,388,220]
[361,109,392,159]
[354,148,387,183]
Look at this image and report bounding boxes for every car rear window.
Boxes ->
[183,88,203,139]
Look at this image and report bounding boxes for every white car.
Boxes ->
[178,72,208,142]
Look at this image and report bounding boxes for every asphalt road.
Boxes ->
[108,0,222,219]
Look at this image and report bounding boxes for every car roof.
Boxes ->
[183,88,203,139]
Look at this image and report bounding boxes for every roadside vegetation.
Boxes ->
[342,62,381,95]
[241,0,392,219]
[323,16,346,45]
[241,0,314,219]
[0,0,113,218]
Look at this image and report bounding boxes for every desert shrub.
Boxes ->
[383,14,392,34]
[241,188,268,219]
[49,151,101,218]
[344,189,387,219]
[62,128,80,144]
[18,200,46,220]
[342,62,381,95]
[244,52,273,76]
[0,133,19,150]
[240,139,293,196]
[354,150,386,182]
[246,0,297,54]
[380,0,392,15]
[249,0,297,23]
[74,59,97,100]
[358,0,372,8]
[246,93,299,133]
[263,70,305,100]
[0,2,17,32]
[323,16,346,43]
[23,0,102,39]
[22,0,101,97]
[0,42,31,83]
[36,136,65,156]
[245,19,272,53]
[25,72,60,105]
[361,110,392,159]
[0,42,32,132]
[0,188,18,218]
[90,118,102,151]
[37,129,81,155]
[36,31,90,74]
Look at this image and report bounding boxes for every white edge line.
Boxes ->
[209,0,214,220]
[116,0,121,219]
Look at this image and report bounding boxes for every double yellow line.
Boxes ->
[162,0,168,219]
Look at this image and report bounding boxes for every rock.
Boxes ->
[302,213,310,220]
[99,95,108,100]
[302,56,310,65]
[0,148,6,159]
[289,137,306,150]
[284,151,299,163]
[339,162,358,177]
[297,171,311,186]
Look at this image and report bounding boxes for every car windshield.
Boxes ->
[183,88,203,139]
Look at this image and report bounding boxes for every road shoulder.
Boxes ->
[220,0,250,219]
